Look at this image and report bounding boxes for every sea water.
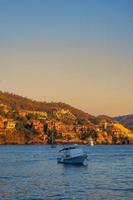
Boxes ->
[0,145,133,200]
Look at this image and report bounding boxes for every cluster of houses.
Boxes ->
[19,110,47,119]
[0,103,131,144]
[0,103,47,133]
[0,104,16,131]
[0,118,16,130]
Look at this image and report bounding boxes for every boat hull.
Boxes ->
[57,154,88,165]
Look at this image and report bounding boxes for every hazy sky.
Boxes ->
[0,0,133,116]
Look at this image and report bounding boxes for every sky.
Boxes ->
[0,0,133,116]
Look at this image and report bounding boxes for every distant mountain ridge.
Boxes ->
[113,114,133,130]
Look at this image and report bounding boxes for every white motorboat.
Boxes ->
[57,145,88,166]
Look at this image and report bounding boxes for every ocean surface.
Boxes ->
[0,145,133,200]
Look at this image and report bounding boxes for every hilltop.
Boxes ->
[113,114,133,131]
[0,91,133,144]
[0,91,93,122]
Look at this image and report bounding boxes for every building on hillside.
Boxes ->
[6,120,16,129]
[47,121,55,130]
[19,110,47,119]
[32,120,44,134]
[19,111,29,117]
[55,122,66,132]
[32,111,47,119]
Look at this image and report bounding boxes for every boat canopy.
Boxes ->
[59,146,78,152]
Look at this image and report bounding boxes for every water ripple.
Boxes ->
[0,145,133,200]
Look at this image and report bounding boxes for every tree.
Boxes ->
[46,127,57,144]
[0,108,5,117]
[16,121,25,133]
[43,123,48,133]
[75,117,86,125]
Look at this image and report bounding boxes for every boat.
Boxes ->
[57,145,88,166]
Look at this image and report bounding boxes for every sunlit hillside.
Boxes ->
[0,91,132,145]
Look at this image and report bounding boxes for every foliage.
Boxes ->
[46,128,57,144]
[0,108,6,117]
[56,109,76,124]
[15,121,25,133]
[0,91,94,122]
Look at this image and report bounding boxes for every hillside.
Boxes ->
[0,91,94,122]
[0,91,133,144]
[113,114,133,130]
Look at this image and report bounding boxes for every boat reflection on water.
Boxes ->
[57,145,88,166]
